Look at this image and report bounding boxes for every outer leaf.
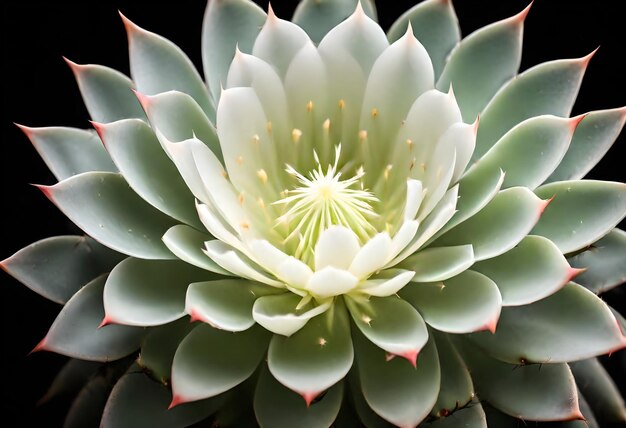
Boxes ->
[532,180,626,254]
[40,172,176,260]
[64,376,111,428]
[426,403,487,428]
[254,365,344,428]
[353,331,440,428]
[568,228,626,294]
[468,283,626,363]
[101,368,224,428]
[103,258,211,327]
[162,225,230,275]
[202,0,266,103]
[38,359,102,404]
[348,370,394,428]
[458,340,582,421]
[436,5,527,121]
[570,358,626,424]
[547,107,626,182]
[66,61,147,123]
[1,235,124,304]
[18,126,116,181]
[293,0,377,44]
[171,324,270,403]
[387,0,459,80]
[401,270,502,334]
[433,187,544,261]
[96,119,201,228]
[475,55,590,159]
[346,295,428,365]
[36,275,145,362]
[401,245,474,283]
[123,14,213,117]
[472,235,573,306]
[268,301,353,404]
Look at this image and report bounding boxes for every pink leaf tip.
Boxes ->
[399,349,419,368]
[168,394,185,410]
[98,316,113,329]
[300,391,320,408]
[28,338,47,356]
[539,195,555,215]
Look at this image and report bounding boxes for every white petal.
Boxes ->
[314,225,361,271]
[204,240,283,288]
[276,257,314,290]
[248,239,289,272]
[306,266,359,298]
[388,220,420,262]
[418,150,456,221]
[196,202,246,253]
[443,122,477,184]
[358,269,415,297]
[349,232,392,279]
[252,295,332,337]
[404,179,424,220]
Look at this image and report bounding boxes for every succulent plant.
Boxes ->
[3,0,626,427]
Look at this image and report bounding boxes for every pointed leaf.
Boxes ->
[37,275,145,362]
[19,126,116,181]
[473,235,573,306]
[426,403,487,428]
[568,228,626,294]
[293,0,377,44]
[1,235,124,304]
[401,245,474,283]
[433,187,544,261]
[458,340,582,421]
[532,180,626,254]
[103,258,211,327]
[67,61,146,123]
[41,172,176,259]
[268,301,353,401]
[387,0,459,79]
[64,375,111,428]
[348,370,395,428]
[162,225,230,275]
[353,331,440,428]
[402,270,502,334]
[171,324,270,402]
[475,56,590,159]
[548,107,626,182]
[138,319,194,383]
[39,359,102,404]
[437,5,527,121]
[468,283,626,363]
[254,365,344,428]
[96,119,201,228]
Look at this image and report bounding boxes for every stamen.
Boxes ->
[306,100,314,112]
[338,99,345,109]
[371,108,378,118]
[292,128,303,144]
[257,169,268,184]
[236,156,244,165]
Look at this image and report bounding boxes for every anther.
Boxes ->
[338,99,345,109]
[292,128,303,144]
[236,156,244,165]
[306,101,314,112]
[252,134,260,144]
[257,169,268,184]
[359,130,368,142]
[323,118,330,131]
[266,121,273,134]
[371,108,378,118]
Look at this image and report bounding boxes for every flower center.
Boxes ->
[274,145,379,266]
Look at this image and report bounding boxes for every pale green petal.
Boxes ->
[162,225,231,275]
[401,245,474,283]
[252,293,331,336]
[314,226,360,271]
[358,269,415,297]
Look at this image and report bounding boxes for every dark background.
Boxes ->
[2,1,624,426]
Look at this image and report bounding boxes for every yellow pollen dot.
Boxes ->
[421,162,427,172]
[306,100,314,112]
[236,156,244,165]
[318,337,327,347]
[359,130,368,142]
[406,138,414,150]
[221,170,228,178]
[256,169,268,184]
[252,134,260,144]
[383,164,393,180]
[439,282,446,290]
[257,197,266,209]
[238,193,245,205]
[362,315,372,325]
[266,121,273,134]
[371,107,378,118]
[338,99,345,109]
[323,118,330,131]
[409,157,417,171]
[240,221,250,231]
[292,128,303,144]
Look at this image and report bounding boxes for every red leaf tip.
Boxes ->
[62,56,82,73]
[399,349,419,368]
[132,89,151,110]
[28,338,47,356]
[513,1,533,24]
[539,195,555,215]
[565,267,586,283]
[569,114,587,132]
[188,308,204,323]
[33,184,53,200]
[579,46,600,68]
[168,394,185,410]
[98,316,113,329]
[300,391,320,408]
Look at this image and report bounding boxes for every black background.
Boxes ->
[2,1,625,426]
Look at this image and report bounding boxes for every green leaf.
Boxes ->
[475,55,590,159]
[64,375,111,428]
[473,235,572,306]
[468,283,626,363]
[97,119,201,228]
[401,245,474,283]
[470,115,576,190]
[387,0,459,80]
[547,107,626,182]
[41,172,176,259]
[293,0,377,44]
[1,235,123,304]
[268,301,353,403]
[348,370,394,428]
[37,275,145,362]
[138,318,194,383]
[162,225,230,275]
[186,279,276,332]
[18,126,116,181]
[568,228,626,294]
[401,270,502,334]
[38,359,102,405]
[202,0,266,104]
[458,340,582,421]
[353,331,440,427]
[433,187,544,261]
[66,61,146,123]
[103,258,211,327]
[171,323,270,402]
[532,180,626,254]
[101,368,224,428]
[436,5,527,122]
[254,364,344,428]
[570,358,626,425]
[123,14,213,118]
[426,403,487,428]
[345,295,428,365]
